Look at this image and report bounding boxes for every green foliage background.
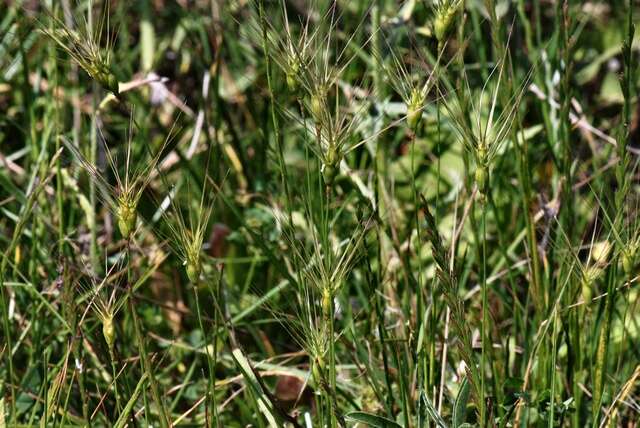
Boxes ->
[0,0,639,426]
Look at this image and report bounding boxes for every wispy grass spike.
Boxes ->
[63,115,174,238]
[39,2,120,96]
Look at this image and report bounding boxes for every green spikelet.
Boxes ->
[40,6,121,97]
[286,57,301,93]
[89,57,120,96]
[322,143,342,186]
[621,241,638,276]
[102,313,115,353]
[407,88,424,131]
[434,1,460,45]
[185,244,202,283]
[100,67,120,96]
[310,90,326,123]
[116,196,137,238]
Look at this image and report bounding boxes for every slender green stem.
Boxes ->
[193,280,217,428]
[480,200,488,428]
[0,259,16,420]
[88,0,99,273]
[327,296,337,428]
[109,347,122,414]
[126,243,170,428]
[257,0,294,222]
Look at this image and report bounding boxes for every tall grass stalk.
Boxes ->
[0,150,59,421]
[125,246,170,428]
[257,0,294,223]
[592,2,635,425]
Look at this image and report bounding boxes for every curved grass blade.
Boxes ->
[344,411,402,428]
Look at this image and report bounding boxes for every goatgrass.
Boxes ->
[1,0,640,426]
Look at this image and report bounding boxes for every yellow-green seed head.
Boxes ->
[94,62,119,96]
[310,90,325,122]
[286,58,301,93]
[591,241,612,266]
[102,314,115,352]
[434,4,457,43]
[322,165,337,185]
[185,255,201,283]
[106,72,119,96]
[117,197,137,238]
[407,89,423,130]
[477,144,487,164]
[326,143,341,166]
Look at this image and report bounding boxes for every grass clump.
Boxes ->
[1,0,639,427]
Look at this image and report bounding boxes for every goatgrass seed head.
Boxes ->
[293,88,366,186]
[322,164,338,186]
[180,217,208,283]
[254,0,316,96]
[185,236,203,283]
[186,260,201,284]
[434,0,460,43]
[64,116,174,239]
[102,313,115,351]
[79,262,125,355]
[477,144,487,164]
[622,251,633,275]
[621,238,639,275]
[40,5,120,96]
[375,31,444,133]
[475,144,488,200]
[159,176,216,283]
[622,248,636,275]
[98,66,120,96]
[443,41,531,200]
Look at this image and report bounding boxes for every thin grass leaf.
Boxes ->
[344,411,402,428]
[231,348,282,428]
[453,377,471,428]
[419,391,448,428]
[113,373,148,428]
